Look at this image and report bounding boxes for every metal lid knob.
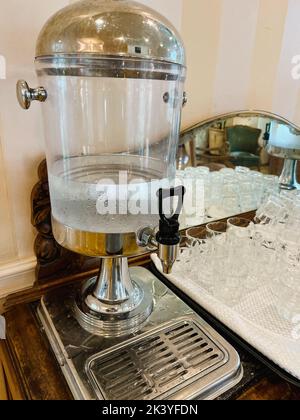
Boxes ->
[16,80,47,110]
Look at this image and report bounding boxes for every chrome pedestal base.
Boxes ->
[73,257,153,337]
[37,268,243,401]
[74,275,153,338]
[279,159,300,190]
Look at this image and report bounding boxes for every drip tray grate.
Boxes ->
[86,320,227,400]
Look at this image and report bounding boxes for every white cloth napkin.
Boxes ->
[0,316,5,339]
[152,254,300,381]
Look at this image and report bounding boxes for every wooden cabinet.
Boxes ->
[0,340,24,400]
[1,302,300,400]
[0,353,8,400]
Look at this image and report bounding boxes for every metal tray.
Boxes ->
[37,267,243,400]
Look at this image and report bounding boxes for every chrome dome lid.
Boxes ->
[35,0,186,66]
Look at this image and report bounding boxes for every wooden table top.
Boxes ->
[1,291,300,400]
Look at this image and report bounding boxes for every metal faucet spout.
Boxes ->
[158,243,179,275]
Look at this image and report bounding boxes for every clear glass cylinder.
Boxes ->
[36,56,185,253]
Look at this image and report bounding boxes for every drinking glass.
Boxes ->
[213,274,243,307]
[195,166,210,177]
[262,175,279,200]
[227,217,253,231]
[197,262,215,293]
[271,249,300,322]
[239,193,257,212]
[250,172,265,207]
[237,174,253,195]
[227,218,253,247]
[255,195,286,225]
[220,168,235,176]
[235,166,251,174]
[222,195,240,215]
[206,221,227,237]
[206,221,228,252]
[186,226,208,245]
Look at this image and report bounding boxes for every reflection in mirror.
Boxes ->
[177,165,278,228]
[177,110,300,227]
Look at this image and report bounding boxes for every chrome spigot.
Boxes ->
[156,186,185,275]
[136,186,185,274]
[157,243,179,275]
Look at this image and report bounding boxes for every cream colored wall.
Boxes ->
[0,133,16,262]
[181,0,222,127]
[1,0,300,296]
[0,0,183,296]
[0,1,71,296]
[0,1,69,263]
[181,0,300,129]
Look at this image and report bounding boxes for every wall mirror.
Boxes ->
[177,110,300,227]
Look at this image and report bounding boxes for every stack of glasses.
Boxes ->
[176,166,279,227]
[175,191,300,323]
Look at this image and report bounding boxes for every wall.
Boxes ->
[181,0,300,129]
[0,0,70,297]
[0,0,183,297]
[1,0,300,297]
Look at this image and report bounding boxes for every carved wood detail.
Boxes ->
[31,159,99,283]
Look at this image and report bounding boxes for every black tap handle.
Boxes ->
[156,186,186,246]
[158,186,186,223]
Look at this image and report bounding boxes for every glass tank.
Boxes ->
[31,0,186,256]
[36,57,185,239]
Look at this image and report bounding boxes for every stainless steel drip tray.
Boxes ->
[37,267,243,400]
[87,320,228,400]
